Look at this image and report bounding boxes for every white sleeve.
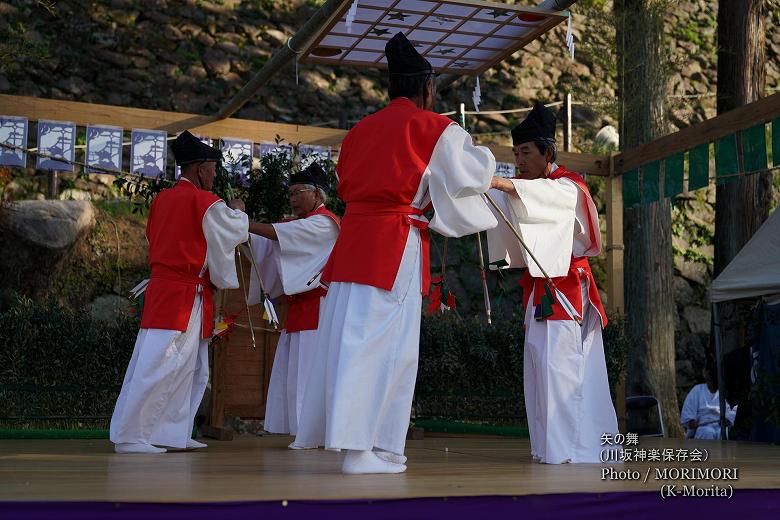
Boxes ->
[565,179,602,258]
[247,233,284,304]
[485,188,528,270]
[271,214,340,295]
[486,178,578,278]
[427,124,498,237]
[680,385,700,425]
[202,201,249,289]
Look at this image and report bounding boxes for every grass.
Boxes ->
[93,199,147,223]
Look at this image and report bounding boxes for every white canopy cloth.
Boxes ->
[710,208,780,304]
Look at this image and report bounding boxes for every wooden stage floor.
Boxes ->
[2,435,779,503]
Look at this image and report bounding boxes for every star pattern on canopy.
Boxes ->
[301,0,566,76]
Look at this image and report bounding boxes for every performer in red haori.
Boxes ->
[110,131,249,454]
[294,32,498,474]
[238,162,340,445]
[487,103,619,464]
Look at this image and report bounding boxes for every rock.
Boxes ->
[594,125,619,151]
[180,22,203,37]
[481,112,512,129]
[90,294,131,323]
[243,45,270,59]
[570,105,601,130]
[59,189,93,201]
[263,29,287,46]
[58,76,88,96]
[217,41,241,55]
[302,70,329,91]
[156,63,177,77]
[174,75,197,90]
[203,49,231,76]
[522,77,545,90]
[675,257,709,286]
[0,201,96,298]
[187,64,208,80]
[672,233,690,252]
[97,50,130,68]
[108,9,140,26]
[240,23,261,40]
[106,91,132,106]
[163,23,183,41]
[3,181,27,201]
[267,97,295,116]
[220,32,244,45]
[688,210,714,230]
[570,62,591,78]
[206,16,218,35]
[522,55,545,70]
[197,32,216,47]
[3,200,95,250]
[683,305,711,335]
[673,276,697,306]
[221,72,244,88]
[684,61,702,76]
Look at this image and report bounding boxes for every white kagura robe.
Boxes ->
[680,383,737,439]
[247,209,340,436]
[294,122,498,456]
[487,165,619,464]
[110,202,248,448]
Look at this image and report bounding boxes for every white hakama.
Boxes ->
[295,124,498,455]
[247,211,339,436]
[487,167,619,464]
[110,202,248,448]
[523,283,619,463]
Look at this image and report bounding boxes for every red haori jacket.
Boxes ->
[321,97,454,296]
[141,180,222,339]
[519,166,608,328]
[283,205,340,334]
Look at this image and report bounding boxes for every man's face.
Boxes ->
[289,183,317,218]
[512,142,548,180]
[198,161,217,191]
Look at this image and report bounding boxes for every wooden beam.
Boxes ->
[0,94,347,147]
[605,154,625,315]
[617,92,780,172]
[2,94,612,176]
[604,152,626,432]
[487,144,611,176]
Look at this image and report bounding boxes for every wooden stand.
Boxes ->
[207,253,286,439]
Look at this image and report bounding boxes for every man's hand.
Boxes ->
[687,419,699,429]
[491,176,515,193]
[228,198,246,212]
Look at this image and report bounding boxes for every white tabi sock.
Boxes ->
[186,439,208,449]
[114,442,167,454]
[288,442,316,450]
[374,449,407,465]
[341,450,407,475]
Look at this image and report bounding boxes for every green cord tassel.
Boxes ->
[537,283,555,321]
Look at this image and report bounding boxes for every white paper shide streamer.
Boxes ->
[346,1,359,33]
[472,76,481,113]
[566,12,575,60]
[263,297,280,328]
